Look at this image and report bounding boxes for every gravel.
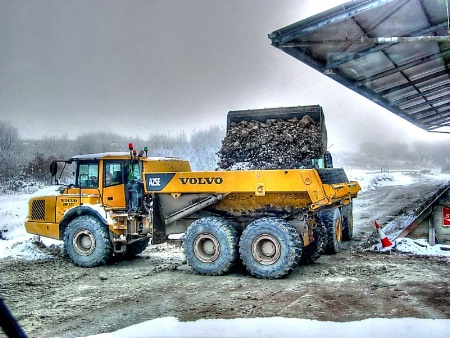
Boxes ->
[217,116,325,170]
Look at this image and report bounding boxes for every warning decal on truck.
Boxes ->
[145,173,175,191]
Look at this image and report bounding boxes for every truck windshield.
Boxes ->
[77,162,99,188]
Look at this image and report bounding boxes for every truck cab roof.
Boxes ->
[70,152,185,162]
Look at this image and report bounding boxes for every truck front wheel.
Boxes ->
[183,217,238,276]
[239,218,302,279]
[63,216,113,267]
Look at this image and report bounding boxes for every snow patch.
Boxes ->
[168,233,184,240]
[346,169,414,191]
[31,185,64,197]
[82,316,450,338]
[0,193,62,259]
[369,237,450,257]
[1,237,62,260]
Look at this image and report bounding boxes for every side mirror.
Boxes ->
[50,162,58,177]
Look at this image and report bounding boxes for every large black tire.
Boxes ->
[124,238,150,258]
[183,217,238,276]
[342,203,354,241]
[316,224,328,255]
[299,228,320,265]
[317,208,342,254]
[63,216,113,267]
[239,218,302,279]
[316,168,349,184]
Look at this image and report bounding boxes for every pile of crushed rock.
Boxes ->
[217,115,324,170]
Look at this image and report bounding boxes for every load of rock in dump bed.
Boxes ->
[217,115,323,170]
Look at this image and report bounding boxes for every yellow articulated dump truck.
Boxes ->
[25,106,360,279]
[25,145,359,279]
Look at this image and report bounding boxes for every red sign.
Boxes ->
[443,207,450,227]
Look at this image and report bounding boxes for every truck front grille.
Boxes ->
[31,200,46,220]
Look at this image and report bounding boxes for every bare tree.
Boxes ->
[190,126,225,170]
[0,121,22,181]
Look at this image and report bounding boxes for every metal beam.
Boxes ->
[269,0,396,44]
[415,107,450,121]
[355,50,450,86]
[325,22,448,69]
[423,116,450,127]
[280,36,450,47]
[388,83,450,105]
[427,117,450,129]
[405,95,450,113]
[415,110,440,120]
[420,109,450,123]
[378,69,450,96]
[273,46,429,130]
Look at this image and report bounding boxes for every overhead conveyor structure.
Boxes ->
[268,0,450,133]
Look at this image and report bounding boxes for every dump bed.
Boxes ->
[226,105,325,130]
[222,105,328,167]
[227,105,326,141]
[144,168,360,217]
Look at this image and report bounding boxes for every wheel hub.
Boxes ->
[252,234,281,265]
[73,230,96,256]
[193,233,220,263]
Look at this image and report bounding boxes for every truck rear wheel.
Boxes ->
[239,218,302,279]
[183,217,238,276]
[317,208,342,254]
[299,228,320,265]
[63,216,113,267]
[342,203,354,241]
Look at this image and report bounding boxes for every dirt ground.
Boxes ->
[1,176,450,338]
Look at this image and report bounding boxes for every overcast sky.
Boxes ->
[0,0,448,151]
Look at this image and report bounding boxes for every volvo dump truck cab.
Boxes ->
[25,143,359,279]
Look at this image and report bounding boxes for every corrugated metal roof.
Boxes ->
[268,0,450,133]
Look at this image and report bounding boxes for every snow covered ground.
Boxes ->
[84,316,449,338]
[345,168,448,191]
[0,189,61,260]
[1,169,450,337]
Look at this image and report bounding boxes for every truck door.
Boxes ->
[102,161,127,209]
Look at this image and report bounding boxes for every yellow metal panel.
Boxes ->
[25,221,61,240]
[55,194,102,222]
[28,196,57,223]
[102,185,126,208]
[56,195,80,222]
[213,192,312,215]
[143,168,361,212]
[144,169,322,193]
[143,159,192,172]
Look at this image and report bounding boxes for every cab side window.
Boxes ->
[77,162,99,188]
[104,162,124,187]
[127,162,142,183]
